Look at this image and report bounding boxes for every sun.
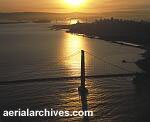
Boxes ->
[65,0,85,6]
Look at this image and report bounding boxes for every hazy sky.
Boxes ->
[0,0,150,13]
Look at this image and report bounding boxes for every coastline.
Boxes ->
[66,31,145,49]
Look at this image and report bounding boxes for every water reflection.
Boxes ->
[62,33,89,76]
[79,88,89,122]
[68,19,82,25]
[59,33,92,121]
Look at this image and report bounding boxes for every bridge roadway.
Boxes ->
[0,72,145,85]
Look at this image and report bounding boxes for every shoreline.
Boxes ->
[66,31,145,49]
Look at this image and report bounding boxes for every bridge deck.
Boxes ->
[0,73,145,85]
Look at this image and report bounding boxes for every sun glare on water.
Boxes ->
[65,0,85,6]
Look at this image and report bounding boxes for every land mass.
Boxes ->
[51,18,150,48]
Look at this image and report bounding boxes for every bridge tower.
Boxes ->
[78,50,88,95]
[81,50,85,88]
